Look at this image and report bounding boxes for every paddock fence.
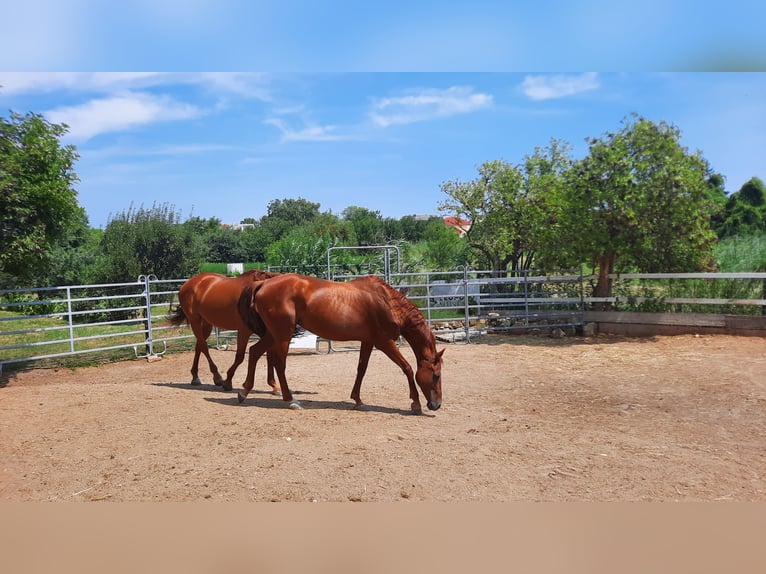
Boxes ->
[2,271,766,374]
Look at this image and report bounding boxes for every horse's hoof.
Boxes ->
[410,402,423,415]
[353,402,366,410]
[237,391,246,404]
[190,378,202,386]
[222,384,232,392]
[289,400,303,410]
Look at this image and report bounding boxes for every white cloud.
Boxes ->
[522,72,600,100]
[370,86,493,127]
[0,72,271,99]
[264,117,348,142]
[44,92,202,141]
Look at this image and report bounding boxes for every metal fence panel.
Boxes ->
[3,270,766,373]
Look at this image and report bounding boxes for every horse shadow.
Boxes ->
[152,381,428,416]
[151,381,317,397]
[202,395,426,416]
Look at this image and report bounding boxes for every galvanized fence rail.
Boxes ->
[3,271,766,373]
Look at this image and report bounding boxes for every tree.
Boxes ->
[519,139,574,271]
[0,112,85,286]
[207,227,247,263]
[716,177,766,238]
[438,159,528,274]
[265,226,333,275]
[422,218,470,270]
[342,205,385,245]
[259,197,321,241]
[560,115,717,305]
[99,203,206,281]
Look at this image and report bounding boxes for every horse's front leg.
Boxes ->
[350,342,374,408]
[376,340,422,414]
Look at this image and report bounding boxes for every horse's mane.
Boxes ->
[240,269,280,280]
[366,276,433,346]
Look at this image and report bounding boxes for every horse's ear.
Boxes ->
[436,348,445,361]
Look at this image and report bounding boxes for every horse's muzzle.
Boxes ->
[427,400,441,411]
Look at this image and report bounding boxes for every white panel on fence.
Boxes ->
[226,263,244,275]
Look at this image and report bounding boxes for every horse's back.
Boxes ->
[180,273,250,330]
[255,274,399,341]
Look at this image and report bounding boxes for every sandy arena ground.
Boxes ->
[1,333,764,502]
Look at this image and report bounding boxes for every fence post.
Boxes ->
[66,286,75,354]
[139,275,156,357]
[462,266,471,343]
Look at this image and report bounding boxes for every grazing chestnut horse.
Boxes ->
[236,273,444,413]
[167,270,280,392]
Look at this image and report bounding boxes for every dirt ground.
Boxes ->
[1,332,764,502]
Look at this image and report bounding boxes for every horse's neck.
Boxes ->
[399,313,434,360]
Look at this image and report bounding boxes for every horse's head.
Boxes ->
[416,348,444,411]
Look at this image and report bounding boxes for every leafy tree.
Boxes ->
[43,223,106,286]
[706,173,728,237]
[438,159,528,274]
[265,226,332,275]
[559,115,717,304]
[207,227,247,263]
[342,205,386,245]
[239,225,277,264]
[716,177,766,238]
[400,215,439,242]
[519,139,574,271]
[259,197,321,241]
[0,112,85,286]
[422,218,470,270]
[99,203,206,281]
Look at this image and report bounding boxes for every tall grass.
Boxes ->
[715,233,766,272]
[610,234,766,314]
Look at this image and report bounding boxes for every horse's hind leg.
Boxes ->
[237,337,271,403]
[270,341,300,409]
[191,320,224,386]
[222,329,251,391]
[190,343,203,385]
[266,352,280,395]
[350,342,374,408]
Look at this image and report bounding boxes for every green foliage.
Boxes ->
[422,218,470,270]
[265,227,333,275]
[342,205,387,245]
[715,233,766,272]
[0,112,85,286]
[559,115,717,298]
[99,203,207,281]
[715,177,766,238]
[439,159,527,272]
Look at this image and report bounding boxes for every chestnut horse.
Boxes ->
[167,270,280,392]
[236,273,444,413]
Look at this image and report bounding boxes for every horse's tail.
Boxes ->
[238,283,267,336]
[166,298,189,327]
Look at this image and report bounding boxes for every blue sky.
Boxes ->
[1,72,764,228]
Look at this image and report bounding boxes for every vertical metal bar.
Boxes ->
[463,266,471,343]
[523,268,530,326]
[66,286,75,353]
[425,272,432,323]
[143,275,154,356]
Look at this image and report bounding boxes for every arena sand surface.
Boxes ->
[1,333,764,502]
